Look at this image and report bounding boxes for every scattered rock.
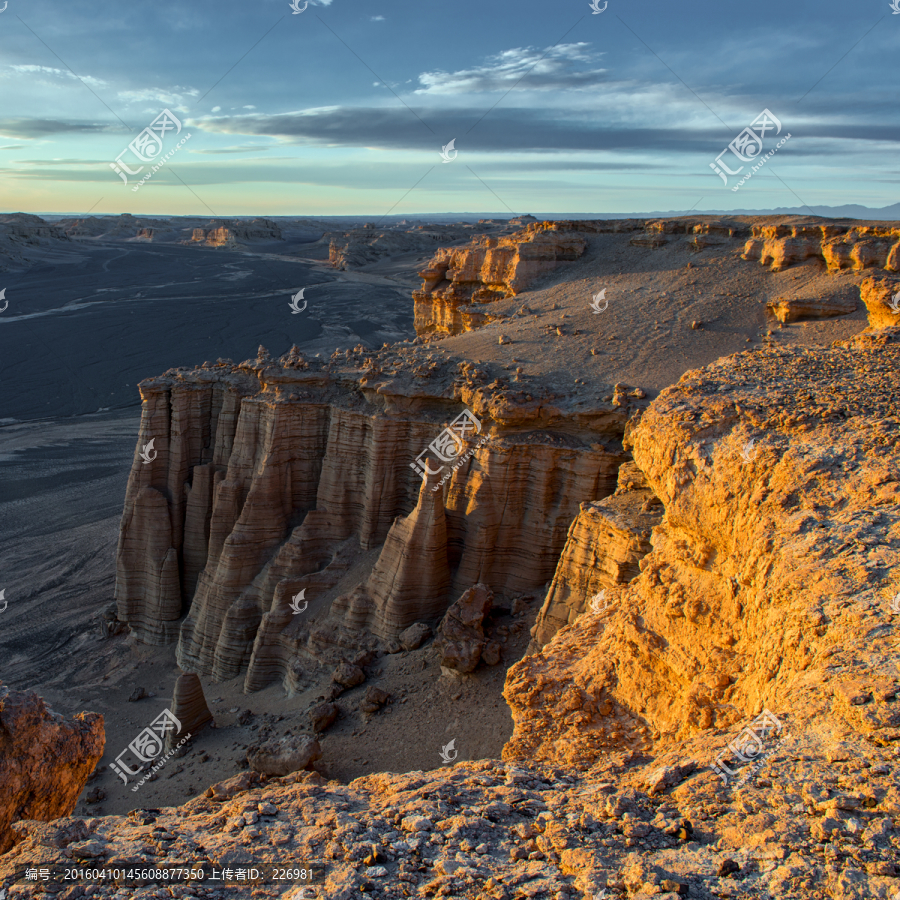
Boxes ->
[359,686,390,715]
[127,687,148,702]
[332,663,366,689]
[435,584,494,674]
[84,787,106,804]
[247,736,321,777]
[482,641,502,666]
[309,702,339,733]
[645,761,697,795]
[399,622,432,651]
[69,840,106,860]
[204,771,260,801]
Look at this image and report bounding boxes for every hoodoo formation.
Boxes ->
[4,215,900,899]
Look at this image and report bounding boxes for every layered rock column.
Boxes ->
[530,461,662,648]
[116,360,631,688]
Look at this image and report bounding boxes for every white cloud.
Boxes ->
[415,43,606,95]
[7,64,107,89]
[116,87,199,110]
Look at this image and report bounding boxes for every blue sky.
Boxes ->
[0,0,898,216]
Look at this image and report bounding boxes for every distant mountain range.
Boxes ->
[25,201,900,223]
[408,203,900,223]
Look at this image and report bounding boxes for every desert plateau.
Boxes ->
[2,2,900,899]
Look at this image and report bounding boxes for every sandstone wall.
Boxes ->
[505,341,900,766]
[529,461,662,648]
[413,225,590,336]
[116,354,629,690]
[742,222,900,271]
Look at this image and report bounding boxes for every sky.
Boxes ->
[0,0,898,217]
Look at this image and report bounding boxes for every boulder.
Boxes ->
[332,663,365,689]
[436,584,493,674]
[309,702,339,733]
[248,736,322,777]
[360,687,390,715]
[0,683,104,853]
[399,623,432,651]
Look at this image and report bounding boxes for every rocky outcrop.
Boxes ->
[164,674,214,752]
[435,583,494,674]
[247,735,321,776]
[115,350,630,692]
[413,225,588,336]
[766,295,858,323]
[0,214,73,272]
[328,229,447,270]
[189,218,283,247]
[859,275,900,329]
[0,684,104,853]
[632,218,751,252]
[505,340,900,769]
[530,461,662,648]
[742,222,900,271]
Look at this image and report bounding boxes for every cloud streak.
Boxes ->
[415,43,607,94]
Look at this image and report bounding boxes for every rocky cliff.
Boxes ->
[506,333,900,769]
[0,684,104,854]
[189,218,283,247]
[743,221,900,271]
[0,213,73,271]
[115,346,634,692]
[8,334,900,899]
[412,223,605,336]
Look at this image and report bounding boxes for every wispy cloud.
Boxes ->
[7,64,107,89]
[116,87,200,109]
[0,118,119,139]
[415,43,607,94]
